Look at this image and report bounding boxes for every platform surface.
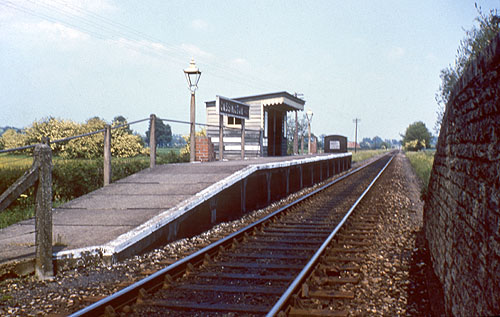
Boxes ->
[0,154,346,266]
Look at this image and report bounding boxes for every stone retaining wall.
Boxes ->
[424,33,500,315]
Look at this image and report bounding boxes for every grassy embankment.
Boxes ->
[405,150,436,198]
[0,148,186,229]
[351,149,435,198]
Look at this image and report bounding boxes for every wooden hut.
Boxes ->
[205,92,305,159]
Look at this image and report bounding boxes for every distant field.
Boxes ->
[351,149,390,163]
[0,154,33,169]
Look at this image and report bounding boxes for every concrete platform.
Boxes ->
[0,153,351,276]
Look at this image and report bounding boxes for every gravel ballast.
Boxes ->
[0,152,445,316]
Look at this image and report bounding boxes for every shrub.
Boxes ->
[158,149,189,164]
[25,117,80,154]
[0,129,27,151]
[62,117,106,159]
[180,129,206,158]
[23,117,147,159]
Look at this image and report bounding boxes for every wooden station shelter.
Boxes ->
[205,92,305,159]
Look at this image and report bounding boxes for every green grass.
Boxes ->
[0,153,33,169]
[0,203,35,229]
[405,150,435,199]
[0,148,187,228]
[351,149,390,163]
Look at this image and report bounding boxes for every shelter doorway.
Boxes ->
[267,109,286,156]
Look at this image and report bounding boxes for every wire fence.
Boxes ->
[0,115,260,156]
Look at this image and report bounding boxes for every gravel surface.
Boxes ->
[347,152,445,316]
[0,152,445,316]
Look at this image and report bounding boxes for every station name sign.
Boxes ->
[216,95,249,120]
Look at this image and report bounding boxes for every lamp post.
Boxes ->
[306,109,313,154]
[184,58,201,162]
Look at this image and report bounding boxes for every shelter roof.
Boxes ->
[205,91,305,112]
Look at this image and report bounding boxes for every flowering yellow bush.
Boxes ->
[62,117,106,158]
[19,117,146,158]
[180,129,206,157]
[403,139,426,151]
[25,117,79,154]
[0,129,27,151]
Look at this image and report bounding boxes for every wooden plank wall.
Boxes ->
[206,102,264,159]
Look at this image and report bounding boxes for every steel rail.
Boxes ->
[70,153,393,317]
[266,154,395,316]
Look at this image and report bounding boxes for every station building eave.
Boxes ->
[205,91,305,112]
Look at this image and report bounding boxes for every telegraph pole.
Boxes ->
[353,118,361,153]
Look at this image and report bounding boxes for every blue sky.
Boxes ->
[1,0,498,142]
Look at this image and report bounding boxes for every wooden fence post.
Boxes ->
[34,144,53,280]
[301,135,304,155]
[219,114,224,161]
[104,125,112,186]
[241,119,245,160]
[150,114,156,168]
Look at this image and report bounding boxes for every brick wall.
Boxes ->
[311,137,317,154]
[195,137,215,162]
[424,33,500,316]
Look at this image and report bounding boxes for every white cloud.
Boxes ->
[388,46,405,59]
[179,43,213,59]
[7,20,90,46]
[0,0,115,43]
[229,57,251,71]
[113,38,169,53]
[38,0,116,15]
[191,19,208,30]
[37,20,90,41]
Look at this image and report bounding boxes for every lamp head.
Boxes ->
[306,109,313,121]
[184,58,201,92]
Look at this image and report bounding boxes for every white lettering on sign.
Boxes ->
[330,140,341,150]
[216,96,250,119]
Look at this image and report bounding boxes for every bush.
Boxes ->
[62,117,106,159]
[25,117,80,154]
[23,117,147,159]
[0,129,27,151]
[158,149,189,164]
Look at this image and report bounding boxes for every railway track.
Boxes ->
[71,153,394,316]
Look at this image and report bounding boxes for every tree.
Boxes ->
[145,117,172,148]
[435,4,500,135]
[402,121,432,151]
[360,137,372,150]
[113,115,133,134]
[318,134,326,151]
[286,114,308,154]
[371,136,384,149]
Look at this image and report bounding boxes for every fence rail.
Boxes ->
[0,113,270,280]
[0,116,259,155]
